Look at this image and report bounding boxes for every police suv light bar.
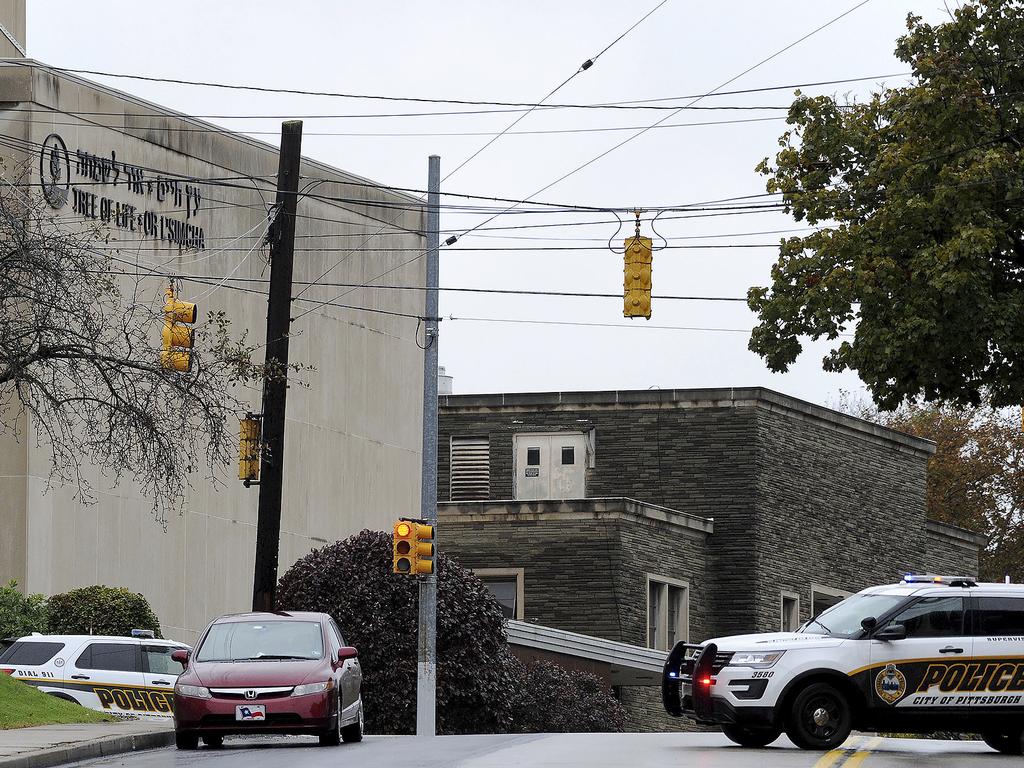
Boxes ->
[130,629,156,638]
[901,573,977,586]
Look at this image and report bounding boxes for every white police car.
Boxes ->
[0,631,189,720]
[662,575,1024,754]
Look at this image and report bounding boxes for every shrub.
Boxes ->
[46,585,161,637]
[509,658,626,733]
[277,529,624,735]
[0,581,47,638]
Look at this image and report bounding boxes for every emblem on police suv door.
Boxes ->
[874,663,907,704]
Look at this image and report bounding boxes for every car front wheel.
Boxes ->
[341,700,364,744]
[784,682,852,750]
[175,732,199,750]
[318,695,343,746]
[721,723,781,748]
[982,729,1024,755]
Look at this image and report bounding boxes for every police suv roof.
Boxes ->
[10,634,189,645]
[863,581,1024,597]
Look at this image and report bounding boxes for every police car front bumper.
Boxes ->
[662,641,777,728]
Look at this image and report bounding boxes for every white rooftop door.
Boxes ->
[513,432,586,500]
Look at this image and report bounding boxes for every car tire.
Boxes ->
[318,694,343,747]
[201,735,224,749]
[175,732,199,751]
[784,682,852,751]
[721,723,781,748]
[982,729,1024,755]
[342,700,364,744]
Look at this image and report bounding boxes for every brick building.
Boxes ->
[436,387,985,730]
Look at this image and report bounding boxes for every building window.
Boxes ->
[450,436,490,501]
[473,568,525,620]
[647,575,688,651]
[781,591,800,632]
[810,583,851,619]
[561,446,575,465]
[526,447,541,466]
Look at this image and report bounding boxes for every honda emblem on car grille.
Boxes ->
[244,689,257,700]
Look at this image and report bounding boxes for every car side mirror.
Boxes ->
[171,649,190,667]
[861,616,877,631]
[337,646,358,662]
[873,623,906,641]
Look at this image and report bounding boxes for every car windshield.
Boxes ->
[799,593,907,638]
[195,621,324,662]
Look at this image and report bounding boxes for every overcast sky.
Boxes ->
[27,1,951,407]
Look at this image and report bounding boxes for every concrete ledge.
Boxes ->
[0,726,173,768]
[439,497,713,536]
[925,518,988,549]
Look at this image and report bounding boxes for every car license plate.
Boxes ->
[235,704,266,721]
[682,683,692,697]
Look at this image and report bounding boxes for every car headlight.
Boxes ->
[728,651,785,668]
[292,680,332,697]
[174,684,211,699]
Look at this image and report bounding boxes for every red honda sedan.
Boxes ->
[172,611,362,749]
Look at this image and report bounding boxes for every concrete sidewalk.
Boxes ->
[0,721,173,768]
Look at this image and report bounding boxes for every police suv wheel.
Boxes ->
[174,732,199,750]
[721,723,781,748]
[784,682,852,750]
[982,729,1024,755]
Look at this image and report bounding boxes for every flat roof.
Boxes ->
[440,386,935,456]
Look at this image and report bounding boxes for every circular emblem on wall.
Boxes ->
[874,663,907,705]
[39,133,70,209]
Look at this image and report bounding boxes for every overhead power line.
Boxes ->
[38,62,910,111]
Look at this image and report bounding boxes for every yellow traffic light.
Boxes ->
[624,235,652,319]
[160,287,197,371]
[393,521,434,575]
[239,416,262,483]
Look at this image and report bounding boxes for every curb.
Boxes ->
[0,730,174,768]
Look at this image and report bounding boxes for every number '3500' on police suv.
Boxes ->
[0,631,189,719]
[662,576,1024,755]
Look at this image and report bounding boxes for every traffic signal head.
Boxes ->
[623,235,653,319]
[160,288,197,372]
[392,521,434,575]
[239,416,262,482]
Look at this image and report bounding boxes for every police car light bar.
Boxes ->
[901,573,977,586]
[130,629,156,638]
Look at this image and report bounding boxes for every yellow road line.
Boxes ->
[844,737,883,767]
[812,737,861,768]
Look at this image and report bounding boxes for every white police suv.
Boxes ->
[662,575,1024,754]
[0,631,189,720]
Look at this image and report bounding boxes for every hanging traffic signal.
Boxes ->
[239,415,262,484]
[624,235,652,319]
[392,520,434,575]
[160,286,197,371]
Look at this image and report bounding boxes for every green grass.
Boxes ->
[0,673,115,729]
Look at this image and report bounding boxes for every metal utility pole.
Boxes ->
[252,120,303,613]
[417,155,440,736]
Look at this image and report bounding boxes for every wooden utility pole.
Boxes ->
[252,120,303,612]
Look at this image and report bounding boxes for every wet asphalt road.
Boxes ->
[64,732,1017,768]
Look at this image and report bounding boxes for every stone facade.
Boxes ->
[438,388,988,731]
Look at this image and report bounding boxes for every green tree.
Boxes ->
[750,1,1024,410]
[277,530,624,735]
[0,581,47,638]
[46,585,161,637]
[842,395,1024,581]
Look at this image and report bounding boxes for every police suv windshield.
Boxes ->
[799,593,907,638]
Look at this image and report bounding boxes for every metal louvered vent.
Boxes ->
[450,436,490,501]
